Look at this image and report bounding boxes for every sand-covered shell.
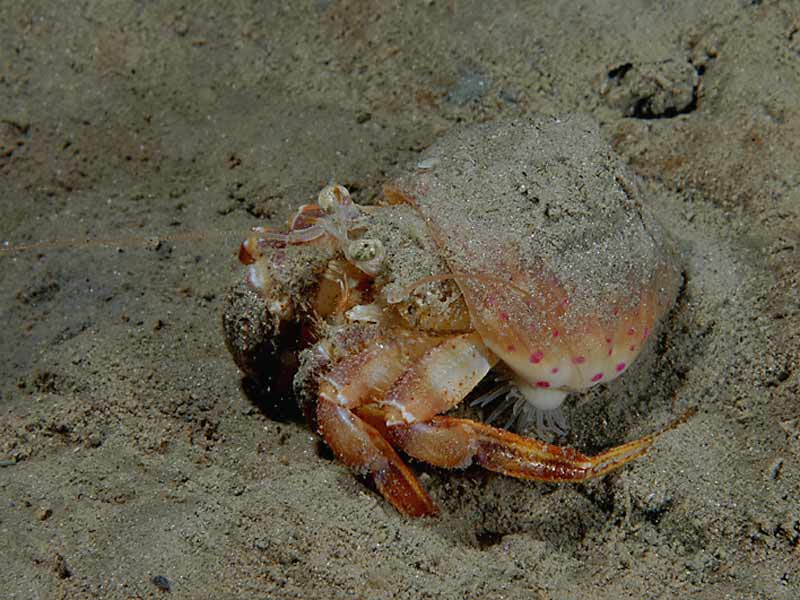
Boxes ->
[393,115,681,402]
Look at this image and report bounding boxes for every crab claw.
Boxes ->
[222,280,301,401]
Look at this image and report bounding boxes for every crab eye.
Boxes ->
[318,184,352,212]
[345,238,385,276]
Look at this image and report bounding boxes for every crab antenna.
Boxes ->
[0,231,241,256]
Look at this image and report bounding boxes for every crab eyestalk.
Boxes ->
[344,238,385,277]
[317,183,351,212]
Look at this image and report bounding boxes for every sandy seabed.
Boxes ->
[1,2,798,599]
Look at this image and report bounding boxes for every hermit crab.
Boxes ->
[222,115,683,517]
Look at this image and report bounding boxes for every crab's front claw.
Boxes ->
[222,280,301,396]
[224,220,335,388]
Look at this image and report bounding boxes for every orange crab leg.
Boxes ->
[314,329,446,516]
[376,332,497,424]
[316,397,437,517]
[382,417,655,481]
[318,329,441,409]
[314,331,496,516]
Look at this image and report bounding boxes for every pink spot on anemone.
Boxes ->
[572,356,586,365]
[551,367,559,374]
[536,381,550,388]
[529,351,544,364]
[616,362,626,372]
[591,373,603,382]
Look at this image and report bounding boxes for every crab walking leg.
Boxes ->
[315,330,443,516]
[318,329,441,409]
[380,417,655,481]
[377,332,499,425]
[314,331,497,516]
[316,397,438,517]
